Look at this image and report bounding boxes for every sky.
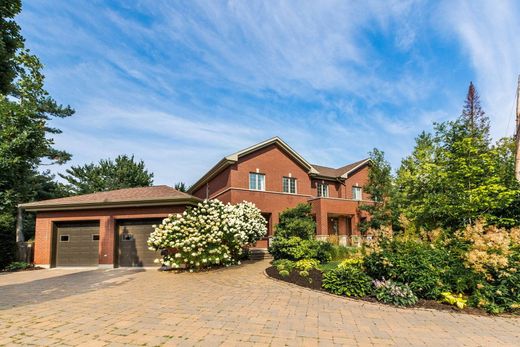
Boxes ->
[18,0,520,186]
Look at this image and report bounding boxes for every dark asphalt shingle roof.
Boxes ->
[20,185,196,209]
[311,158,369,178]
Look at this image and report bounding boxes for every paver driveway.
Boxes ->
[0,260,519,347]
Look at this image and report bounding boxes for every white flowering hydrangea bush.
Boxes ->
[147,199,267,270]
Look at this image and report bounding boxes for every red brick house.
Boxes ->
[188,137,372,248]
[24,137,372,268]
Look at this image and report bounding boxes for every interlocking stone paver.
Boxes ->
[0,260,519,346]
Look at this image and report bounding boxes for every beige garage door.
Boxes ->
[55,221,100,267]
[118,219,162,267]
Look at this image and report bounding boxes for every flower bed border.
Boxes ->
[264,266,518,318]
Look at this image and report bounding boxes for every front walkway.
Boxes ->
[0,261,518,346]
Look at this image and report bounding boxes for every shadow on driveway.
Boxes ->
[0,268,144,310]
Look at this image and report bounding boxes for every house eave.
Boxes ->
[20,197,201,212]
[187,158,236,194]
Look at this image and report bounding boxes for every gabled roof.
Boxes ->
[20,185,200,212]
[312,158,370,179]
[188,137,319,193]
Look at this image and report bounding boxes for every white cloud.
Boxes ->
[439,0,520,138]
[21,0,499,185]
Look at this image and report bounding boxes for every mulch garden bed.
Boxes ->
[266,266,323,290]
[266,266,515,317]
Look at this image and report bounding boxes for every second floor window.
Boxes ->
[317,183,328,197]
[352,186,362,200]
[249,173,265,191]
[283,177,297,194]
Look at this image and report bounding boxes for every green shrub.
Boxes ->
[275,203,316,240]
[295,258,320,271]
[372,279,418,306]
[3,261,30,272]
[363,238,452,299]
[322,262,372,297]
[268,237,332,263]
[273,259,295,274]
[0,214,16,269]
[279,270,290,277]
[468,257,520,314]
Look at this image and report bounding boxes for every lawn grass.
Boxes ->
[318,260,341,272]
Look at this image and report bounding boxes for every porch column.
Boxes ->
[338,216,348,246]
[315,210,328,242]
[351,213,362,247]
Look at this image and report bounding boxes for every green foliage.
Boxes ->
[295,258,320,271]
[359,148,397,233]
[329,244,358,261]
[372,279,418,307]
[440,292,467,309]
[274,203,316,240]
[322,261,372,297]
[467,247,520,314]
[395,83,519,231]
[268,236,332,263]
[318,260,342,273]
[0,214,15,268]
[174,182,188,192]
[273,259,295,275]
[0,0,23,95]
[0,3,74,266]
[60,155,153,195]
[3,261,30,272]
[363,238,455,299]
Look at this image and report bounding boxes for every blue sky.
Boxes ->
[19,1,520,186]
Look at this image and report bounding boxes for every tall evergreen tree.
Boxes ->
[60,155,154,195]
[395,83,518,231]
[0,0,74,267]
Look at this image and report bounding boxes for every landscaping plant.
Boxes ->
[322,260,372,297]
[440,292,467,309]
[269,204,333,263]
[268,236,332,263]
[2,261,31,272]
[148,200,267,270]
[363,238,452,299]
[372,279,418,307]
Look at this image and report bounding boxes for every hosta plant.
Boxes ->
[148,199,267,270]
[373,279,418,307]
[273,259,295,276]
[440,292,467,309]
[322,262,372,297]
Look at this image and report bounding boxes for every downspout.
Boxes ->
[16,206,24,242]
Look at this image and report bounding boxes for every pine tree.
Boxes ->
[59,155,154,195]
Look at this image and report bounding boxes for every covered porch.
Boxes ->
[309,197,370,246]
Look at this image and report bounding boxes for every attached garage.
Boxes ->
[55,221,100,267]
[117,219,162,267]
[21,185,200,268]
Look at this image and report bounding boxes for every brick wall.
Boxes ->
[34,205,186,267]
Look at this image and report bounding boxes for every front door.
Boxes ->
[328,217,339,235]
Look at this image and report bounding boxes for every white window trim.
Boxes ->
[283,176,297,194]
[352,186,362,201]
[317,183,328,197]
[249,172,266,191]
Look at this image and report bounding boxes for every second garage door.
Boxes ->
[117,219,162,267]
[55,221,100,267]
